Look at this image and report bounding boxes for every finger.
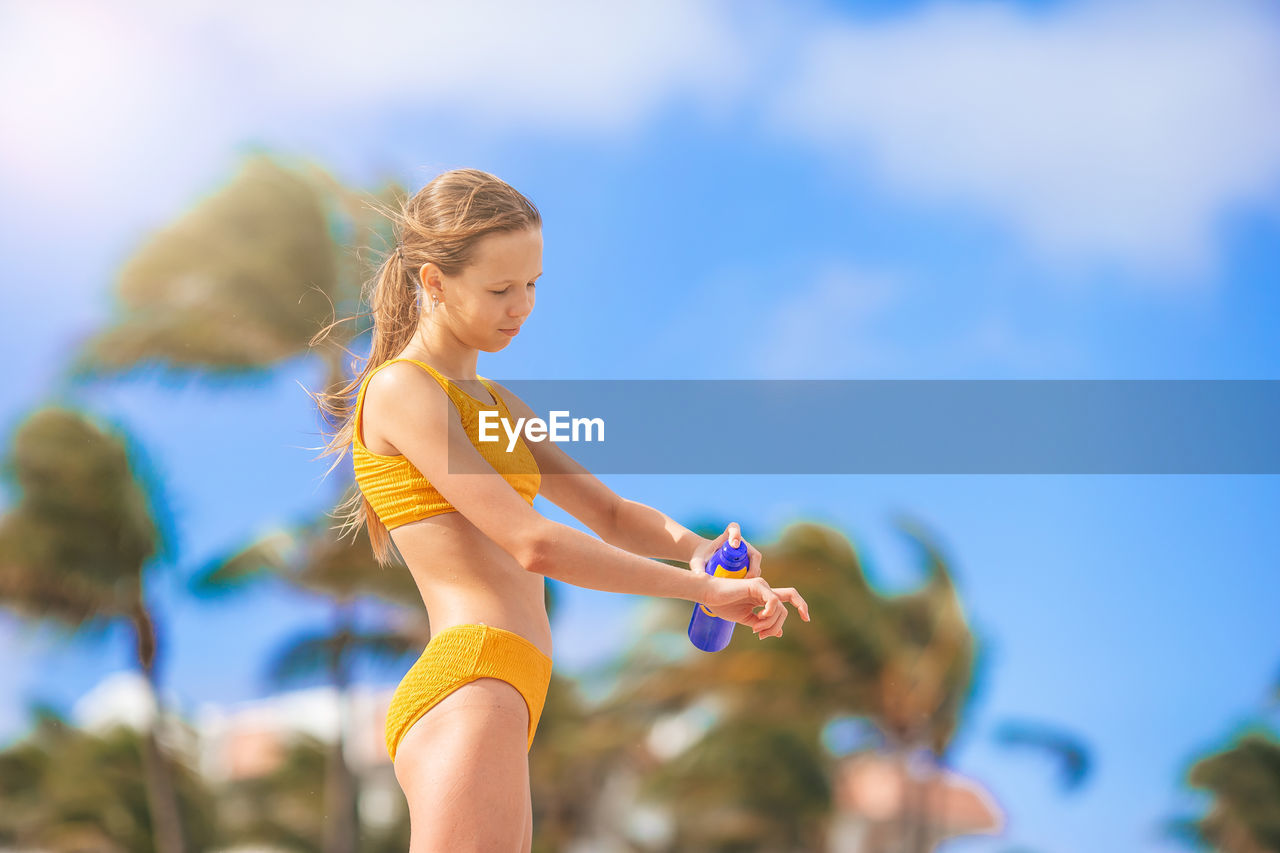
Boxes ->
[726,521,741,548]
[754,588,783,631]
[691,538,718,575]
[776,588,811,622]
[698,527,732,570]
[755,608,785,637]
[745,543,763,579]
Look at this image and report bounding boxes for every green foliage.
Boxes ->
[210,735,410,853]
[67,153,405,384]
[190,516,421,607]
[209,735,328,852]
[992,720,1092,792]
[1188,730,1280,851]
[642,717,831,851]
[0,408,157,624]
[71,156,340,375]
[0,713,216,853]
[265,625,419,687]
[528,672,618,852]
[577,518,982,850]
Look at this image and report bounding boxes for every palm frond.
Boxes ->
[188,528,295,598]
[264,625,419,688]
[69,154,342,379]
[993,719,1093,792]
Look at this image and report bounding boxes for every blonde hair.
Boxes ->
[306,168,541,566]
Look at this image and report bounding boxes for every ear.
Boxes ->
[418,263,444,299]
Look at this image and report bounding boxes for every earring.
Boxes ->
[430,296,440,315]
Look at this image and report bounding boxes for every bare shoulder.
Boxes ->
[362,362,452,447]
[358,368,548,566]
[366,360,442,397]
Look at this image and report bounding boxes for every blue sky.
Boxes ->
[2,0,1279,850]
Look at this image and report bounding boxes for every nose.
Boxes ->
[513,287,534,316]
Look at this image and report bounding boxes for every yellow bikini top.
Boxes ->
[352,358,541,530]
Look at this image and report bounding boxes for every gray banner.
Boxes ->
[447,380,1280,474]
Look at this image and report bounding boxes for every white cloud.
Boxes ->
[0,0,747,197]
[0,3,192,192]
[72,670,156,733]
[0,0,755,250]
[3,0,1275,282]
[757,264,1087,378]
[942,310,1087,374]
[757,265,909,378]
[183,0,748,134]
[765,0,1280,278]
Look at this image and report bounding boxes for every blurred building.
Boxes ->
[70,671,1006,852]
[826,749,1004,852]
[71,671,405,837]
[194,683,395,782]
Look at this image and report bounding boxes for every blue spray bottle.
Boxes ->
[687,535,751,652]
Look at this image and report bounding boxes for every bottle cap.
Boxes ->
[719,537,749,568]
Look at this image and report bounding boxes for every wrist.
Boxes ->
[680,530,711,564]
[683,567,707,602]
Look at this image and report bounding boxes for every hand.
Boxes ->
[690,522,790,638]
[689,522,763,580]
[703,574,810,640]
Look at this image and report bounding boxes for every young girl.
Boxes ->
[319,168,809,852]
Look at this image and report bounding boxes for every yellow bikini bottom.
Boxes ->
[385,623,554,761]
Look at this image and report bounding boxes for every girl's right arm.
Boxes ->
[375,365,713,602]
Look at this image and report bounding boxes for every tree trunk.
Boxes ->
[130,599,187,853]
[323,604,360,853]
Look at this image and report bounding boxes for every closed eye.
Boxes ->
[492,281,538,294]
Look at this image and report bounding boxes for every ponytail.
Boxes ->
[306,169,541,566]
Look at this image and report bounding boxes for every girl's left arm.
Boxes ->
[490,381,710,563]
[608,498,708,563]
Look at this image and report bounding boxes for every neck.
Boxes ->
[404,318,480,379]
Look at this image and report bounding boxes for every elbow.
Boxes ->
[515,522,555,575]
[597,496,623,548]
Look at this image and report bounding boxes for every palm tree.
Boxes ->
[189,516,566,852]
[0,707,218,853]
[0,407,190,853]
[991,720,1092,793]
[67,152,397,393]
[1182,731,1280,852]
[576,517,984,851]
[208,730,330,853]
[50,152,402,852]
[189,516,429,853]
[205,729,413,853]
[524,520,753,851]
[527,668,650,853]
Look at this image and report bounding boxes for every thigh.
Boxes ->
[394,677,532,853]
[520,781,533,853]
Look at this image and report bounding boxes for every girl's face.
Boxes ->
[421,227,542,352]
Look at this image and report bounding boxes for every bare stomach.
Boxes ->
[389,511,552,659]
